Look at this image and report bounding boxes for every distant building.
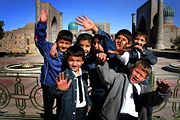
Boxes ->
[0,23,35,54]
[133,0,180,49]
[68,21,110,35]
[0,0,62,54]
[0,0,110,54]
[36,0,62,42]
[68,21,110,44]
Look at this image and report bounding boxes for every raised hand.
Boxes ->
[40,8,48,22]
[56,72,72,91]
[75,16,98,33]
[156,80,171,93]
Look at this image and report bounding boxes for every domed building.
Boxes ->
[68,22,78,34]
[133,0,180,49]
[164,4,174,24]
[163,4,178,48]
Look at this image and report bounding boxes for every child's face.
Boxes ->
[93,38,104,52]
[115,35,129,50]
[57,39,72,53]
[130,66,148,84]
[133,35,147,47]
[67,55,84,73]
[79,40,91,56]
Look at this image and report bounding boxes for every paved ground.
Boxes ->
[0,51,179,120]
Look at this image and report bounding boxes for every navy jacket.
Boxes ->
[97,28,130,74]
[82,54,108,107]
[97,28,116,58]
[129,47,157,65]
[35,21,65,86]
[50,68,92,120]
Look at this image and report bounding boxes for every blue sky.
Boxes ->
[0,0,180,33]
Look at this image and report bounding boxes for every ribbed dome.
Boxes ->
[164,5,174,17]
[68,22,78,30]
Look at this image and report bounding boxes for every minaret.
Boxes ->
[131,13,136,34]
[155,0,164,49]
[36,0,41,23]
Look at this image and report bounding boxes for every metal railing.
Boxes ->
[0,71,179,119]
[0,72,43,119]
[152,73,180,120]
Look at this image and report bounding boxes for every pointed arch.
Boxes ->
[51,16,58,42]
[139,16,146,32]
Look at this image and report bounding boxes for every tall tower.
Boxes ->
[155,0,164,49]
[36,0,41,23]
[131,13,136,34]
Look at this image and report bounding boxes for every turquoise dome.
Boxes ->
[68,22,78,30]
[164,5,174,17]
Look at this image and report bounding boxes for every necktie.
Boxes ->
[77,76,83,103]
[132,84,140,112]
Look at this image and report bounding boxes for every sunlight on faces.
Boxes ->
[93,38,104,52]
[133,35,147,47]
[115,35,129,50]
[79,40,91,56]
[67,56,84,73]
[130,66,148,84]
[57,39,72,53]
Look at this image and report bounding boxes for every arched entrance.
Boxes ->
[51,17,58,42]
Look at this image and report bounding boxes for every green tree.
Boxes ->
[0,21,5,39]
[172,36,180,50]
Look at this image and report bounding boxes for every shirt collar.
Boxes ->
[72,68,82,78]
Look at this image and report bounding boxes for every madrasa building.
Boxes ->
[0,0,179,55]
[0,0,63,55]
[0,0,109,55]
[132,0,180,49]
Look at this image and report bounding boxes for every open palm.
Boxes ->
[75,16,95,32]
[56,72,72,91]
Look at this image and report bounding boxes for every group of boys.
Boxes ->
[34,9,171,120]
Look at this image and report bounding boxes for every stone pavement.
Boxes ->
[0,51,179,120]
[151,50,180,120]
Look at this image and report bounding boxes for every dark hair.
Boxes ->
[56,30,73,43]
[92,34,104,45]
[75,33,93,45]
[115,29,132,42]
[132,29,148,42]
[66,45,85,61]
[75,33,94,56]
[92,34,106,53]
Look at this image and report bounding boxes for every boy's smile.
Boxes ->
[57,39,72,53]
[115,35,129,50]
[133,35,147,47]
[79,40,91,56]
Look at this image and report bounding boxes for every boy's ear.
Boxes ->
[82,61,84,65]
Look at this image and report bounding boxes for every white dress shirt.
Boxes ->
[120,83,141,117]
[72,69,86,108]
